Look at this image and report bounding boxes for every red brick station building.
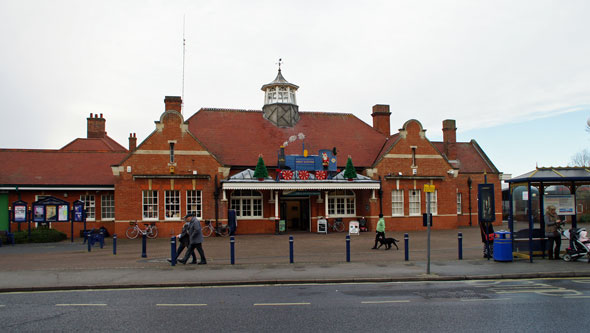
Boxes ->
[0,69,502,238]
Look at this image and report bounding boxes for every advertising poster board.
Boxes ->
[58,204,69,221]
[46,205,57,222]
[544,195,575,215]
[478,184,496,223]
[73,203,84,222]
[13,205,27,222]
[33,205,45,222]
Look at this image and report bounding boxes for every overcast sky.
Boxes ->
[1,0,588,178]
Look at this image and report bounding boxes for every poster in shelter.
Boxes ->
[544,195,575,215]
[33,205,44,222]
[46,205,57,221]
[14,205,27,222]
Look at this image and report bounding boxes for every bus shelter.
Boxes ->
[506,167,590,262]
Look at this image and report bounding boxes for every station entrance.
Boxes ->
[280,197,311,232]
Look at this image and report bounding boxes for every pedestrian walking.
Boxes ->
[371,213,386,249]
[168,219,195,263]
[178,213,207,265]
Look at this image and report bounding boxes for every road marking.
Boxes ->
[563,296,590,299]
[361,300,410,304]
[0,305,5,307]
[55,304,107,307]
[253,302,310,306]
[461,298,511,302]
[156,304,207,307]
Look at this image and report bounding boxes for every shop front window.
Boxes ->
[230,190,263,218]
[328,190,356,217]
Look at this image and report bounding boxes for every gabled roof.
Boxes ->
[432,140,499,174]
[187,109,387,168]
[60,136,127,152]
[0,149,127,186]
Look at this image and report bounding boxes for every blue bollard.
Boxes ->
[141,233,147,258]
[404,233,409,261]
[170,236,176,266]
[230,236,235,265]
[113,234,117,255]
[458,232,463,260]
[99,232,104,249]
[346,235,350,262]
[289,235,294,264]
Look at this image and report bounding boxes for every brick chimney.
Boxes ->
[128,133,137,151]
[87,113,106,138]
[371,104,391,136]
[164,96,182,113]
[442,119,457,160]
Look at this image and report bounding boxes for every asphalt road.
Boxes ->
[1,278,589,332]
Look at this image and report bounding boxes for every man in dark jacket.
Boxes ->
[168,219,196,263]
[178,214,207,265]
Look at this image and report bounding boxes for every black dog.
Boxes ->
[377,237,399,250]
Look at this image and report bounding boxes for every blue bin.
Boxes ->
[493,231,513,262]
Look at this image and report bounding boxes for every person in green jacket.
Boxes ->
[372,213,386,249]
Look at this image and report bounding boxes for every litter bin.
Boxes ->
[493,230,513,262]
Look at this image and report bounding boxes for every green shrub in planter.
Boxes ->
[12,228,67,244]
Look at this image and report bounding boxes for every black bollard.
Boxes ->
[404,233,409,261]
[99,232,104,249]
[458,232,463,260]
[170,236,176,266]
[230,236,235,265]
[113,234,117,255]
[289,235,294,264]
[346,235,351,262]
[141,232,147,258]
[87,235,91,252]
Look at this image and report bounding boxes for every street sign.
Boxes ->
[424,184,435,193]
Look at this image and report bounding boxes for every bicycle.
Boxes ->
[126,221,158,239]
[202,220,230,237]
[328,218,345,232]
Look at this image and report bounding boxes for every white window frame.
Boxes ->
[186,190,202,218]
[427,190,438,215]
[142,190,159,221]
[101,194,115,221]
[328,190,356,217]
[80,195,95,221]
[409,190,421,216]
[392,190,404,216]
[457,193,462,214]
[165,190,181,220]
[230,190,263,219]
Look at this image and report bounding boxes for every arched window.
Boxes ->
[230,190,263,218]
[328,190,356,216]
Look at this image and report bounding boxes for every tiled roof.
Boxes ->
[60,136,127,152]
[432,141,498,173]
[0,149,126,186]
[187,109,387,168]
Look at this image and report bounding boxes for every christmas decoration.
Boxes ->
[315,170,327,180]
[253,155,269,180]
[298,170,310,180]
[281,170,294,180]
[343,156,357,180]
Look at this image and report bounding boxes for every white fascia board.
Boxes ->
[0,187,115,191]
[222,182,380,190]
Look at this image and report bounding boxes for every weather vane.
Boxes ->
[276,58,283,70]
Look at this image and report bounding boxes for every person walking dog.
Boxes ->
[372,213,386,249]
[178,213,207,265]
